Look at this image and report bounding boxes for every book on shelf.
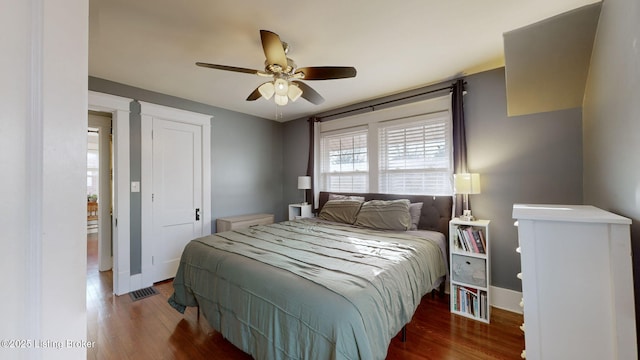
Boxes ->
[456,227,468,251]
[465,227,480,253]
[454,229,464,251]
[453,284,488,319]
[472,230,485,253]
[480,291,487,319]
[455,226,486,254]
[479,230,487,253]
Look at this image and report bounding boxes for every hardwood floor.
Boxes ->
[86,234,524,359]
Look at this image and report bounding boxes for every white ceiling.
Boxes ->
[89,0,598,122]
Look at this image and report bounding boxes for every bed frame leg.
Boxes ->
[439,281,445,298]
[401,325,407,342]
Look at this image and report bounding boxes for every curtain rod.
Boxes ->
[314,82,461,122]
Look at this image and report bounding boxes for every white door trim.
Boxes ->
[88,91,132,295]
[140,101,212,287]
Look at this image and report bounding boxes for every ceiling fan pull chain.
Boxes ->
[275,104,283,120]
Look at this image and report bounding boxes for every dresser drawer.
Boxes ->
[451,254,487,288]
[216,213,274,232]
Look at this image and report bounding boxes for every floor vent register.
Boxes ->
[129,286,158,302]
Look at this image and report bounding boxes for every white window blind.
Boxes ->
[378,112,452,195]
[320,128,368,193]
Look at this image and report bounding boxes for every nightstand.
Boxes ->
[449,218,490,323]
[288,203,312,220]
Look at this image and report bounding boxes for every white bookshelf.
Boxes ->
[449,218,491,323]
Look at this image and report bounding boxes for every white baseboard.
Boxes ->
[491,286,523,314]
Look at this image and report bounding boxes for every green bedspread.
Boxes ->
[169,219,446,359]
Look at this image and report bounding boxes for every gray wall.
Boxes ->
[282,118,311,207]
[465,68,583,291]
[211,107,284,223]
[582,0,640,332]
[89,77,284,274]
[281,67,584,292]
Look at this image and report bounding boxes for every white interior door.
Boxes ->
[152,118,203,282]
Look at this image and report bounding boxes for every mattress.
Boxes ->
[168,218,447,359]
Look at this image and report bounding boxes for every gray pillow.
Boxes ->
[318,199,363,224]
[328,193,366,202]
[354,199,411,231]
[409,202,423,230]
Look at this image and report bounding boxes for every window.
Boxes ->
[317,96,453,196]
[379,112,452,195]
[320,128,368,193]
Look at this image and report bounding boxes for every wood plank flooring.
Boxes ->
[86,234,524,359]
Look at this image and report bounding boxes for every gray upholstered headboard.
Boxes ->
[317,191,453,238]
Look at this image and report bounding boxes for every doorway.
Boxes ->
[88,111,113,272]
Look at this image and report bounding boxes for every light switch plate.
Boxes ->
[131,181,140,193]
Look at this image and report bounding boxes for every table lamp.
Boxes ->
[298,176,311,205]
[454,173,481,221]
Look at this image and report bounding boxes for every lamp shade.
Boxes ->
[274,78,289,96]
[454,173,481,194]
[297,176,311,190]
[274,94,288,106]
[258,82,275,100]
[288,83,303,102]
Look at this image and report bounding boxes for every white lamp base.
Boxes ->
[460,209,475,221]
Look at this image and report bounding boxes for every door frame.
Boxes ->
[88,91,132,295]
[140,101,212,288]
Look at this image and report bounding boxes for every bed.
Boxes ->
[168,192,452,359]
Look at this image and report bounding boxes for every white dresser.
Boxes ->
[512,204,637,360]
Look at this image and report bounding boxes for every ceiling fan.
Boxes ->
[196,30,357,106]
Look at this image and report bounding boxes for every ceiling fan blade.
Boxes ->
[260,30,288,70]
[292,81,325,105]
[295,66,357,80]
[246,87,262,101]
[196,62,259,75]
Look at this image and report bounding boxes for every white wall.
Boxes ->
[1,0,88,359]
[583,0,640,335]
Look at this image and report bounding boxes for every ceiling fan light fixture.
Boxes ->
[258,82,275,100]
[274,94,289,106]
[288,83,303,102]
[274,78,289,96]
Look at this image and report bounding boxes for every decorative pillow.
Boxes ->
[354,199,411,231]
[328,193,366,202]
[409,202,423,230]
[318,199,363,224]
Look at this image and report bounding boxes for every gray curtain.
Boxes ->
[452,79,468,217]
[305,117,318,210]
